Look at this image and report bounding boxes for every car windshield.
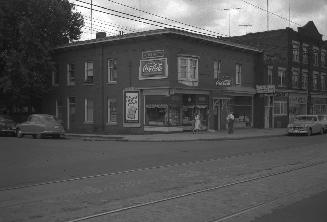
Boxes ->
[295,116,317,121]
[39,115,58,123]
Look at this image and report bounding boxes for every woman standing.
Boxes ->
[193,112,201,133]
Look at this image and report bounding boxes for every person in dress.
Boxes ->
[227,112,235,134]
[193,112,201,134]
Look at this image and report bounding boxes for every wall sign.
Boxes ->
[256,85,276,94]
[139,58,168,80]
[289,94,307,104]
[142,50,164,59]
[216,76,232,87]
[124,89,140,127]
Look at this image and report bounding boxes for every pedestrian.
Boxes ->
[193,112,201,134]
[226,112,235,134]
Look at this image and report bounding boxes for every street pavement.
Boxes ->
[66,128,287,142]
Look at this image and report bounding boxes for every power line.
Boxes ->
[105,0,227,37]
[74,0,228,37]
[84,18,133,34]
[83,16,137,33]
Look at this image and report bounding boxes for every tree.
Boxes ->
[0,0,84,114]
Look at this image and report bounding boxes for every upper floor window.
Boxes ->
[302,69,308,90]
[178,56,199,86]
[321,50,326,67]
[292,41,300,62]
[313,72,319,90]
[302,44,309,64]
[235,63,242,85]
[321,73,327,91]
[292,68,300,88]
[213,60,221,79]
[313,47,319,66]
[52,64,59,86]
[267,66,273,85]
[84,61,94,83]
[108,59,118,83]
[277,67,286,87]
[67,64,75,86]
[84,98,94,123]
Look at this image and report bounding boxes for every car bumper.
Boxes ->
[41,130,65,135]
[287,128,308,134]
[0,128,16,134]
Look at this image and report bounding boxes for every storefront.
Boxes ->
[273,92,288,128]
[311,96,327,114]
[288,93,307,123]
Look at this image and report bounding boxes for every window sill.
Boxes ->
[106,81,117,85]
[83,82,95,85]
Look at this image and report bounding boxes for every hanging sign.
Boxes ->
[139,58,168,80]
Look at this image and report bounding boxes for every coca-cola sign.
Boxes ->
[216,76,232,87]
[139,58,168,79]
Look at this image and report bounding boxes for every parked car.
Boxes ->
[16,114,65,139]
[0,115,16,136]
[287,115,324,136]
[318,115,327,133]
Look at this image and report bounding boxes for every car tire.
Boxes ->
[307,128,312,136]
[320,128,324,135]
[16,129,23,138]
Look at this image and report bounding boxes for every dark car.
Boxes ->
[16,114,65,139]
[0,115,16,136]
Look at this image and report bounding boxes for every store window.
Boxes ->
[84,98,94,123]
[84,61,94,83]
[108,58,118,83]
[267,66,273,85]
[107,98,117,124]
[292,41,300,62]
[145,104,169,126]
[178,56,199,86]
[274,101,287,116]
[67,64,75,86]
[277,67,286,87]
[235,63,242,85]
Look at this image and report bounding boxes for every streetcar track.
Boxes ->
[65,159,327,222]
[0,145,323,192]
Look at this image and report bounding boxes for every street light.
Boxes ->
[223,7,241,37]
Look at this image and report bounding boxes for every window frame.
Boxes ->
[267,66,273,85]
[291,68,300,89]
[235,63,242,85]
[277,67,286,87]
[301,69,308,90]
[84,98,94,123]
[107,98,118,125]
[84,61,94,84]
[67,64,75,86]
[292,41,300,62]
[107,58,118,83]
[177,56,199,85]
[273,101,287,116]
[321,50,326,67]
[313,72,319,90]
[213,60,221,79]
[321,73,327,91]
[313,47,319,66]
[302,44,309,64]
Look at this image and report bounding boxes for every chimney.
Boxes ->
[119,31,124,36]
[96,32,106,39]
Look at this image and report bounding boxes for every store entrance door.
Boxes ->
[213,98,230,131]
[264,96,273,128]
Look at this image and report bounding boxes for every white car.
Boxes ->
[318,115,327,133]
[287,115,324,136]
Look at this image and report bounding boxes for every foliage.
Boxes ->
[0,0,84,113]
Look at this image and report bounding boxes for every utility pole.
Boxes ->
[90,0,93,39]
[267,0,269,31]
[223,7,241,37]
[288,0,291,27]
[239,24,252,35]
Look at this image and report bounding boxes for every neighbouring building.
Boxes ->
[228,21,327,128]
[43,28,263,134]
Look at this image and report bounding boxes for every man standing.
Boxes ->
[227,112,235,134]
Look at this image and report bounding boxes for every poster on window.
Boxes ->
[124,90,140,126]
[139,58,168,80]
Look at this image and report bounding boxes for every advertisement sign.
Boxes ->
[216,76,232,87]
[139,58,168,80]
[256,85,276,94]
[124,90,140,126]
[289,94,307,104]
[142,50,164,59]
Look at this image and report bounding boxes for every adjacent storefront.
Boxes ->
[288,93,307,122]
[311,95,327,114]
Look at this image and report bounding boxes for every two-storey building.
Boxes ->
[228,21,327,128]
[43,28,263,133]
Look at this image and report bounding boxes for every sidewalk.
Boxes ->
[66,128,287,142]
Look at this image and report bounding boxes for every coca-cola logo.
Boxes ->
[216,77,232,86]
[142,61,163,73]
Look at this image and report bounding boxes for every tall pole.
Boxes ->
[288,0,291,27]
[267,0,269,31]
[223,8,241,37]
[90,0,93,39]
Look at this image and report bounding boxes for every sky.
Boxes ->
[70,0,327,41]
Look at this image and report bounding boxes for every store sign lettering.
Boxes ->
[290,95,307,104]
[139,58,167,79]
[256,85,276,94]
[142,50,164,59]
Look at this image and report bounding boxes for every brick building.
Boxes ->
[43,28,263,133]
[228,21,327,128]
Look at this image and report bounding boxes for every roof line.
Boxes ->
[55,28,262,53]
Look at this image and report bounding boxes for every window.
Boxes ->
[313,47,319,66]
[107,98,117,124]
[321,50,326,67]
[267,66,273,85]
[321,74,327,91]
[84,61,94,83]
[67,64,75,86]
[235,63,242,85]
[292,68,300,88]
[313,72,319,90]
[302,44,309,64]
[108,59,118,83]
[178,56,199,86]
[292,41,300,62]
[277,67,286,87]
[213,60,221,79]
[302,69,308,89]
[55,99,64,121]
[84,98,94,123]
[274,101,287,116]
[52,64,59,86]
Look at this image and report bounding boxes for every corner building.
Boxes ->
[43,28,262,134]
